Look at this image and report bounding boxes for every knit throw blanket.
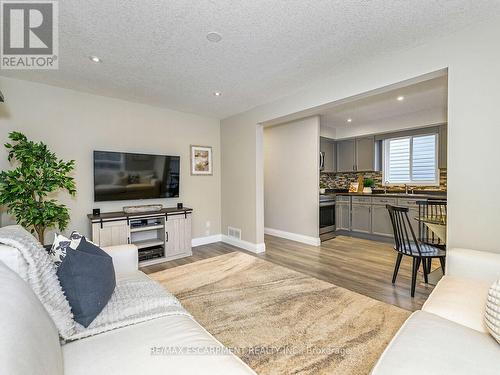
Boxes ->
[0,225,75,338]
[0,225,190,342]
[68,272,189,341]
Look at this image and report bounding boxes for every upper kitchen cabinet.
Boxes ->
[336,136,375,172]
[320,137,336,172]
[355,136,375,171]
[336,139,356,172]
[439,124,447,169]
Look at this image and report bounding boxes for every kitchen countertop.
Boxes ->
[334,192,447,199]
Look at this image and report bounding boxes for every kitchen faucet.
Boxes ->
[405,184,409,194]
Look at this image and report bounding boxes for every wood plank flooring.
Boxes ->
[142,234,436,311]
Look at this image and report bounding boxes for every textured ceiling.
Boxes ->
[321,76,448,128]
[1,1,498,118]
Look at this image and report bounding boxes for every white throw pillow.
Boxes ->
[485,279,500,344]
[49,232,82,267]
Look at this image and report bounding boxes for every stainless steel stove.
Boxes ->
[319,194,336,235]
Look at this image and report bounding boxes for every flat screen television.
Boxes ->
[93,151,180,202]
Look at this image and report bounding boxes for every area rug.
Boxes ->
[150,252,409,375]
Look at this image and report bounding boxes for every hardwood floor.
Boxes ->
[142,234,437,311]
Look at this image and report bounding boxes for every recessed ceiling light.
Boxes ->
[397,96,405,101]
[206,32,222,43]
[347,118,352,123]
[213,91,222,97]
[89,56,101,63]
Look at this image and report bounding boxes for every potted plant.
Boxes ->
[320,181,327,194]
[0,132,76,244]
[363,178,375,194]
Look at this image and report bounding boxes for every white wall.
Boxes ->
[221,17,500,254]
[264,117,319,242]
[0,77,221,244]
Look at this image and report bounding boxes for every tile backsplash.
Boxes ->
[320,169,447,191]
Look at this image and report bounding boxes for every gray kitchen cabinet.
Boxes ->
[320,137,336,172]
[397,198,422,237]
[439,124,447,169]
[371,205,393,237]
[408,209,420,237]
[336,136,375,172]
[371,197,397,237]
[355,136,375,171]
[336,202,350,230]
[336,139,356,172]
[351,203,372,233]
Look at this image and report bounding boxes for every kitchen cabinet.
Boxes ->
[320,137,336,172]
[351,197,372,233]
[335,195,437,239]
[355,137,375,171]
[439,124,447,169]
[336,136,375,172]
[336,139,356,172]
[371,197,397,237]
[371,205,393,237]
[335,201,350,230]
[397,198,422,236]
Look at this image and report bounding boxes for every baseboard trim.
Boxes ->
[264,227,321,246]
[191,234,222,247]
[221,235,266,253]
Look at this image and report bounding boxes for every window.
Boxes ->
[383,134,438,185]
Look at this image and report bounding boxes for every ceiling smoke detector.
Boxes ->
[206,32,222,43]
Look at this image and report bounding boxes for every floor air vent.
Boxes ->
[227,227,241,240]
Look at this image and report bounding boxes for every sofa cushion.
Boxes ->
[371,311,500,375]
[485,279,500,343]
[57,237,116,327]
[63,314,255,375]
[422,275,490,332]
[0,261,63,375]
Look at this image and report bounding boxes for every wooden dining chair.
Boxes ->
[386,205,446,297]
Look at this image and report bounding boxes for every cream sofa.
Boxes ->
[372,248,500,375]
[0,243,255,375]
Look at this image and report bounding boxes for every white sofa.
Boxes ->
[0,243,255,375]
[372,248,500,375]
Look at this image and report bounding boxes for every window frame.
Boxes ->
[382,133,439,186]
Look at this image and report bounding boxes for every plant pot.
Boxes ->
[363,187,372,194]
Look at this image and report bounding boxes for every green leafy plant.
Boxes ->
[0,132,76,244]
[363,178,375,188]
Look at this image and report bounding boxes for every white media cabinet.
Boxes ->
[88,207,193,266]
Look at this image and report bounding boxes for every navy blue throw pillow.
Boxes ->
[57,237,116,327]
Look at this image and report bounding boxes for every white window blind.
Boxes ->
[384,134,438,185]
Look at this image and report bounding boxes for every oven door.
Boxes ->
[319,202,336,234]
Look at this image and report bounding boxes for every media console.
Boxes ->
[87,207,193,266]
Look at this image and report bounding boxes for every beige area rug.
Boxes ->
[150,252,410,375]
